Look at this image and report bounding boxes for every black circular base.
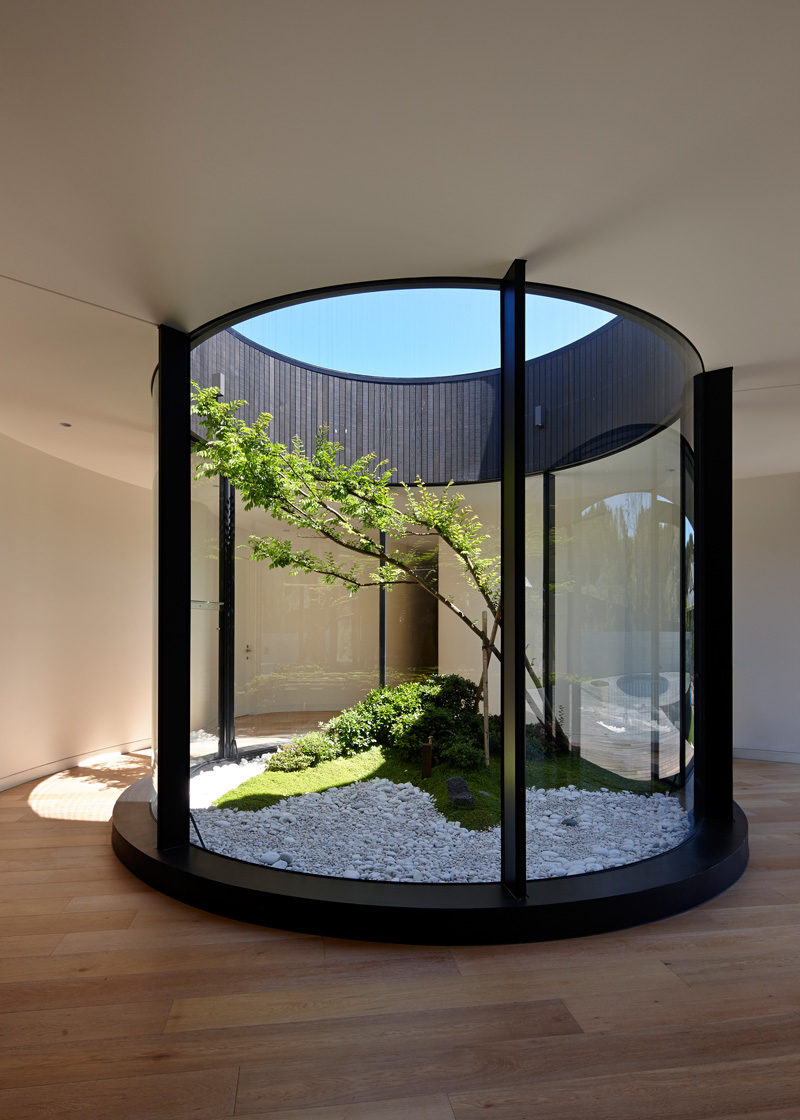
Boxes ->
[112,778,749,944]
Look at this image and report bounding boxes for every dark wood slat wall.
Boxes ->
[191,317,692,483]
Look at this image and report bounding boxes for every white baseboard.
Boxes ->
[0,739,151,793]
[734,747,800,765]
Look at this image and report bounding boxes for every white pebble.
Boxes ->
[189,771,690,884]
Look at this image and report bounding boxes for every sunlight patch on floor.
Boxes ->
[26,750,151,821]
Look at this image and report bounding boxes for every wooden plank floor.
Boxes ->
[0,754,798,1119]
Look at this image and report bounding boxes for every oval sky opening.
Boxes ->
[236,288,615,378]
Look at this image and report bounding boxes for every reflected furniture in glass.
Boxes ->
[113,267,747,943]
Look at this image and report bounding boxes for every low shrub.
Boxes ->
[325,680,425,754]
[267,673,489,776]
[321,705,376,756]
[394,674,486,771]
[267,730,342,772]
[267,744,314,772]
[419,673,480,714]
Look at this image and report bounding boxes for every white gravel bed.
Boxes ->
[189,776,690,882]
[190,754,276,809]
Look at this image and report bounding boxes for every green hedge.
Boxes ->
[265,673,490,775]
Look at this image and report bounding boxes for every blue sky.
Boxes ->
[237,289,615,378]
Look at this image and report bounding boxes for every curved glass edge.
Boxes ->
[525,366,696,881]
[189,276,703,379]
[180,278,703,885]
[190,279,701,487]
[150,369,158,819]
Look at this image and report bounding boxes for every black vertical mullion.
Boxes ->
[693,368,733,821]
[379,530,387,688]
[156,325,191,850]
[218,476,237,761]
[543,471,555,742]
[500,259,527,898]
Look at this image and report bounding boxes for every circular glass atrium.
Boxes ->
[113,269,748,943]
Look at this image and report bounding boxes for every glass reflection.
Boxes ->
[232,501,380,751]
[552,427,683,786]
[683,442,695,803]
[190,451,220,763]
[523,424,691,879]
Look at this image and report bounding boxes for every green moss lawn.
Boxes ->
[213,746,664,831]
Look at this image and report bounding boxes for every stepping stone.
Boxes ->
[446,776,474,808]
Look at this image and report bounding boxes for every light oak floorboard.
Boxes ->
[0,1001,578,1090]
[0,753,795,1120]
[448,1054,800,1120]
[233,1014,800,1113]
[0,998,172,1045]
[224,1095,457,1120]
[564,977,800,1032]
[0,908,137,936]
[0,1067,239,1120]
[0,950,460,1014]
[166,960,683,1033]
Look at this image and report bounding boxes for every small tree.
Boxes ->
[191,384,569,751]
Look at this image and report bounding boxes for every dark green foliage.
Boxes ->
[264,673,489,777]
[437,732,485,772]
[267,730,342,772]
[326,681,424,754]
[487,714,562,760]
[394,674,486,771]
[321,706,376,756]
[488,713,502,756]
[420,673,480,713]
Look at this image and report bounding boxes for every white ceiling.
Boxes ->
[1,0,798,486]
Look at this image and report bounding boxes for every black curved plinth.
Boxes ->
[112,778,749,945]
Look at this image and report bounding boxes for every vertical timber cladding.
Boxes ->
[191,318,687,484]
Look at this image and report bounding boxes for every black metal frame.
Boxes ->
[218,476,237,761]
[693,368,733,821]
[542,471,556,742]
[378,530,387,688]
[500,259,527,899]
[155,326,191,849]
[126,279,745,943]
[114,788,747,944]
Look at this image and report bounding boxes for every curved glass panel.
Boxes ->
[186,279,700,885]
[524,311,697,879]
[190,452,220,765]
[232,495,380,749]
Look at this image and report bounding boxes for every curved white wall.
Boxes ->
[0,432,152,790]
[734,472,800,764]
